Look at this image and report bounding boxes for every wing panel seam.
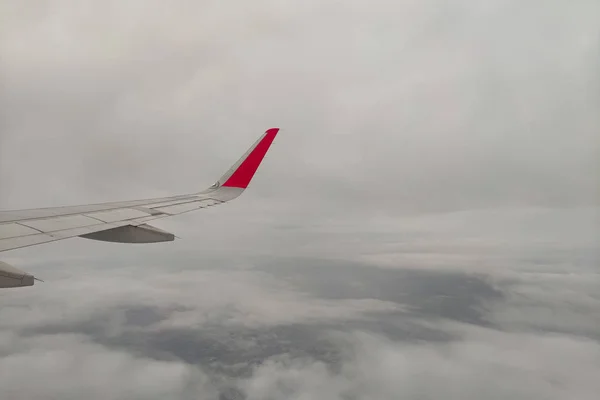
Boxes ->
[15,222,47,234]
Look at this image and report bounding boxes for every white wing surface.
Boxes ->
[0,128,279,288]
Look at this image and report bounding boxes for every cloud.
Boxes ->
[240,328,600,400]
[4,325,599,400]
[1,233,599,399]
[0,258,403,336]
[0,333,218,400]
[485,271,600,340]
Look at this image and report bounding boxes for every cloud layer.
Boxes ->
[1,249,599,399]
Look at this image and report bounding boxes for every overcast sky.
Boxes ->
[1,0,598,214]
[0,1,599,399]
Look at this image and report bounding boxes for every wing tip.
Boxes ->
[221,128,279,189]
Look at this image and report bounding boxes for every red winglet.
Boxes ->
[222,128,279,188]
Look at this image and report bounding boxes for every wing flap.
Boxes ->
[84,208,150,223]
[0,220,132,251]
[47,223,124,239]
[0,233,59,252]
[154,199,222,215]
[145,198,200,208]
[19,215,99,233]
[0,223,40,239]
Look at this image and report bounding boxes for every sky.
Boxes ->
[0,1,599,399]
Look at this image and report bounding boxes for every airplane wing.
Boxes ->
[0,128,279,288]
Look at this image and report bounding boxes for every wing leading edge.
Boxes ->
[0,128,279,288]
